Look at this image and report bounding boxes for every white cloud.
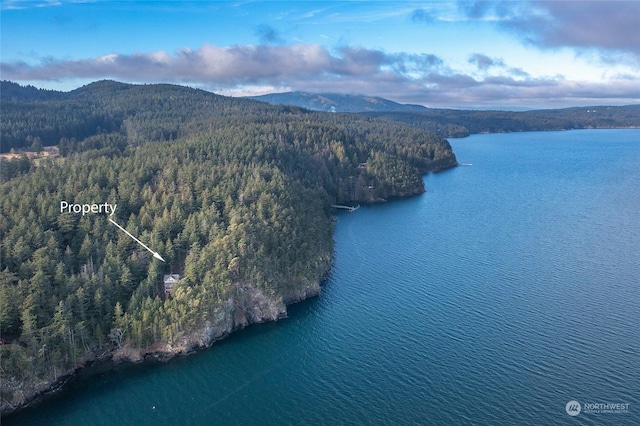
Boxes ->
[1,0,95,10]
[2,42,639,108]
[459,1,640,63]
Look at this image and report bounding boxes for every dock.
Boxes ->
[331,204,360,213]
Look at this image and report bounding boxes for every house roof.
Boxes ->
[163,274,180,283]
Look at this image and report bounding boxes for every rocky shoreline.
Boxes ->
[1,163,456,417]
[1,274,323,416]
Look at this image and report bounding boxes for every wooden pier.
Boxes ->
[331,204,360,213]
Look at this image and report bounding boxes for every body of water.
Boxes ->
[6,129,640,425]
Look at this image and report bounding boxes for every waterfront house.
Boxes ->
[163,274,180,297]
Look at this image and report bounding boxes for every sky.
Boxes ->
[1,0,640,109]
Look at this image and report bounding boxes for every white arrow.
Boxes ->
[108,217,165,262]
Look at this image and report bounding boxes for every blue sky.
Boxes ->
[2,0,640,108]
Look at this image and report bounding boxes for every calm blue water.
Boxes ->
[6,129,640,425]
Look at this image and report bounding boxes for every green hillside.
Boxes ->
[248,91,428,113]
[0,80,457,413]
[364,105,640,137]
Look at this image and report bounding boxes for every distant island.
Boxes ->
[248,90,640,138]
[0,80,456,414]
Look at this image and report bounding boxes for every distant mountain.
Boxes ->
[248,91,428,113]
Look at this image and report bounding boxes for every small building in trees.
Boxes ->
[163,274,181,298]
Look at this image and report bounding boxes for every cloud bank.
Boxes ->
[2,41,639,108]
[458,1,640,60]
[2,0,639,108]
[2,44,447,84]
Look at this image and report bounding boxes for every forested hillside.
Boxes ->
[245,88,639,138]
[0,80,457,413]
[364,106,640,137]
[248,91,428,113]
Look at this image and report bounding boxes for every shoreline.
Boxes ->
[446,125,640,140]
[1,264,331,417]
[1,294,302,417]
[1,163,456,417]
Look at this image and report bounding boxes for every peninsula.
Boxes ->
[0,80,457,414]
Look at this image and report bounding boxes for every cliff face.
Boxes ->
[1,264,328,415]
[113,283,288,362]
[115,256,329,364]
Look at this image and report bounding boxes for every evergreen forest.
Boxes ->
[363,105,640,138]
[244,89,640,138]
[0,80,457,413]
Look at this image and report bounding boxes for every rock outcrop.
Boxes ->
[1,276,319,415]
